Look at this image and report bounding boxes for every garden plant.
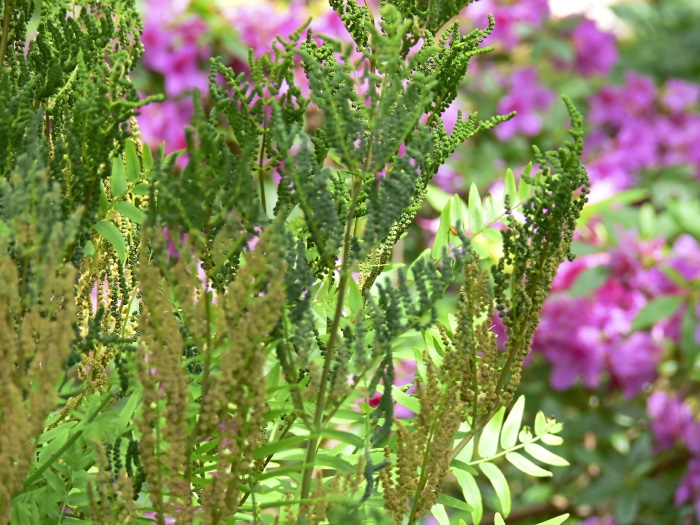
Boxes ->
[4,0,699,524]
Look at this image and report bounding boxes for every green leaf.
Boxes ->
[451,193,467,232]
[568,266,610,297]
[524,443,569,466]
[133,183,150,195]
[468,183,485,233]
[517,163,533,202]
[450,459,478,475]
[114,201,146,224]
[252,434,313,460]
[504,168,517,204]
[110,157,127,199]
[436,493,473,512]
[478,406,505,458]
[479,461,511,516]
[114,395,140,432]
[631,296,683,331]
[494,513,506,525]
[540,434,564,446]
[533,514,570,525]
[426,184,453,211]
[320,428,364,449]
[125,139,141,182]
[391,385,421,414]
[142,143,154,171]
[534,411,547,436]
[93,221,126,263]
[432,199,452,259]
[345,277,363,314]
[501,395,525,450]
[681,304,700,362]
[505,452,552,477]
[431,503,450,525]
[453,469,483,525]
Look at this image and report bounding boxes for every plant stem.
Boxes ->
[0,0,12,71]
[299,177,361,502]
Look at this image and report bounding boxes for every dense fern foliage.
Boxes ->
[0,1,588,524]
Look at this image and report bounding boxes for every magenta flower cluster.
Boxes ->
[532,232,700,398]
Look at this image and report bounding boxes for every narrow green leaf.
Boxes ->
[133,183,150,195]
[425,184,453,211]
[484,195,499,224]
[391,385,421,414]
[114,201,147,224]
[524,443,569,466]
[501,395,525,450]
[495,513,506,525]
[312,454,355,473]
[459,520,468,525]
[110,157,127,199]
[451,193,466,232]
[468,183,485,233]
[479,461,511,516]
[431,503,449,525]
[568,266,610,297]
[517,164,533,202]
[533,513,570,525]
[681,304,700,362]
[320,428,364,449]
[540,434,564,446]
[252,434,313,460]
[125,139,141,182]
[505,452,552,477]
[453,469,483,525]
[432,200,452,259]
[478,406,506,458]
[631,296,683,331]
[437,494,474,512]
[450,459,478,475]
[504,168,517,204]
[142,143,154,171]
[534,411,547,436]
[345,277,363,314]
[115,395,140,432]
[93,221,126,263]
[436,493,473,512]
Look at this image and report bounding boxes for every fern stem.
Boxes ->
[299,177,361,503]
[0,0,11,71]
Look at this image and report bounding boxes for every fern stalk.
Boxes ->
[300,177,362,503]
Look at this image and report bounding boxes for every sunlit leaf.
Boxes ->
[479,461,511,516]
[534,514,570,525]
[93,221,126,263]
[501,395,525,449]
[524,443,569,466]
[453,469,482,525]
[505,452,552,477]
[110,157,127,199]
[478,406,505,458]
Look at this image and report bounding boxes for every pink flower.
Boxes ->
[570,19,618,76]
[494,68,555,141]
[647,391,693,452]
[662,79,700,114]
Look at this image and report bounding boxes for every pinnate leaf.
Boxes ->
[524,443,569,466]
[505,452,552,477]
[479,461,511,516]
[93,221,126,263]
[478,406,506,458]
[500,395,525,449]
